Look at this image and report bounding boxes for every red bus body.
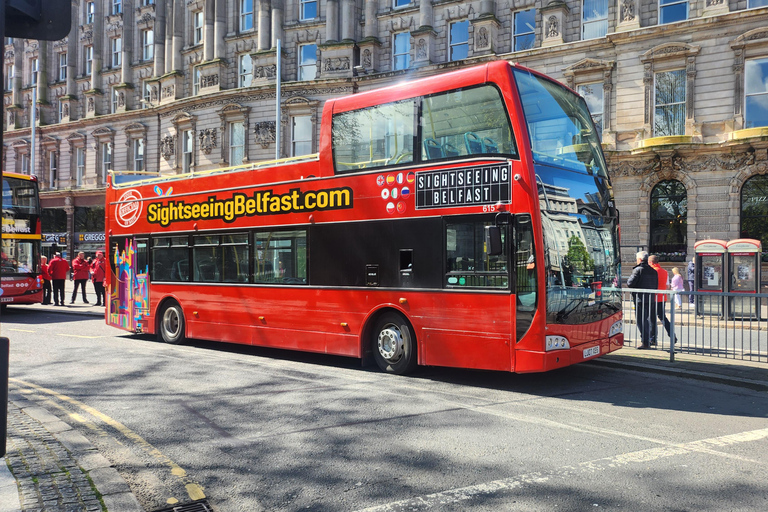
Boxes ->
[105,61,623,374]
[2,172,43,306]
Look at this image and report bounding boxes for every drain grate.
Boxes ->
[150,500,214,512]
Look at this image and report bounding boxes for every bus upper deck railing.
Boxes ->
[618,287,768,364]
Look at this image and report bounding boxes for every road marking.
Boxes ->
[8,328,34,333]
[58,334,103,339]
[355,427,768,512]
[9,378,206,504]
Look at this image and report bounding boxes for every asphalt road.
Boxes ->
[3,307,768,512]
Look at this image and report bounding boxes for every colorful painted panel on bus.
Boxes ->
[107,239,149,333]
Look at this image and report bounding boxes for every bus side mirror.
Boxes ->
[485,226,502,256]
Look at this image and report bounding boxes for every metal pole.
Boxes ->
[275,39,281,160]
[30,84,37,174]
[669,292,676,362]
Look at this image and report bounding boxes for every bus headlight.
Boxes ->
[545,335,570,351]
[609,320,623,337]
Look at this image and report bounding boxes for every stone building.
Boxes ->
[2,0,768,266]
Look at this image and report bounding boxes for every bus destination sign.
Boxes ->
[415,163,511,209]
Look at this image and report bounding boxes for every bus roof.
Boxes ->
[3,172,38,182]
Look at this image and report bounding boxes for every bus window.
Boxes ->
[445,218,509,289]
[333,100,416,172]
[255,230,307,284]
[514,214,536,341]
[152,236,189,282]
[421,85,517,162]
[221,234,249,283]
[193,235,221,282]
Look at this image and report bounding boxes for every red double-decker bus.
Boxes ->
[2,172,43,308]
[105,61,623,374]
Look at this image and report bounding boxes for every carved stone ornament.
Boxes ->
[621,0,636,22]
[254,121,276,148]
[118,92,125,107]
[201,74,219,88]
[547,16,559,38]
[87,97,94,112]
[254,65,276,79]
[160,135,174,161]
[161,85,175,100]
[417,39,427,59]
[198,128,217,155]
[476,27,489,49]
[362,49,372,68]
[323,57,350,72]
[62,103,69,117]
[150,86,159,102]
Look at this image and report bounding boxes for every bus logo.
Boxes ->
[116,190,143,228]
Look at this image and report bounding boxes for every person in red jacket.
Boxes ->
[47,252,69,306]
[40,255,52,305]
[90,251,107,307]
[71,251,90,304]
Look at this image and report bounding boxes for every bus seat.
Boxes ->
[443,142,460,158]
[464,132,483,154]
[483,137,499,153]
[423,138,444,160]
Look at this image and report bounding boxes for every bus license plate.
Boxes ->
[583,346,600,359]
[1,298,13,303]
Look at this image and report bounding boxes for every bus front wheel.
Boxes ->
[371,312,417,375]
[158,302,186,345]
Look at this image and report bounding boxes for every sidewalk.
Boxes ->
[3,290,768,511]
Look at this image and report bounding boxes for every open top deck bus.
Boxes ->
[2,172,43,307]
[105,60,623,374]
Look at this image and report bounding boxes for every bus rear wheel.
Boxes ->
[158,301,186,345]
[371,312,417,375]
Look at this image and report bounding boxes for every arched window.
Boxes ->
[650,180,687,260]
[740,175,768,259]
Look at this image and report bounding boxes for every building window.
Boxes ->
[4,63,13,90]
[57,98,65,121]
[112,0,122,14]
[133,139,144,171]
[577,83,604,138]
[85,1,95,24]
[111,37,122,67]
[240,0,254,31]
[650,180,687,259]
[182,130,193,173]
[142,29,154,61]
[76,147,85,187]
[111,87,119,113]
[394,0,410,7]
[449,21,469,61]
[393,32,410,71]
[239,54,252,87]
[58,53,67,81]
[298,44,317,81]
[30,57,38,85]
[142,81,152,107]
[229,122,245,165]
[291,115,312,156]
[582,0,608,39]
[193,11,203,44]
[513,9,536,52]
[659,0,688,24]
[140,0,154,5]
[101,142,112,184]
[85,46,93,75]
[745,57,768,129]
[748,0,768,6]
[654,69,685,136]
[20,153,29,174]
[48,151,58,189]
[741,174,768,251]
[300,0,317,20]
[193,66,201,94]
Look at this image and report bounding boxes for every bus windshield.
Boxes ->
[513,68,608,179]
[3,176,40,217]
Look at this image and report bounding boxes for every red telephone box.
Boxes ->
[694,239,727,317]
[726,239,762,320]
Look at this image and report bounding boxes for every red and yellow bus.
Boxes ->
[2,172,43,308]
[105,61,623,374]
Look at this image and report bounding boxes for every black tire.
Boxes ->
[158,301,186,344]
[371,312,417,375]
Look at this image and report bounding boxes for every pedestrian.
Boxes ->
[91,251,107,307]
[71,251,90,304]
[40,255,52,305]
[671,267,685,310]
[627,250,658,349]
[687,258,695,304]
[649,255,676,345]
[47,252,69,306]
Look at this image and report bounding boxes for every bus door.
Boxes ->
[107,237,150,333]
